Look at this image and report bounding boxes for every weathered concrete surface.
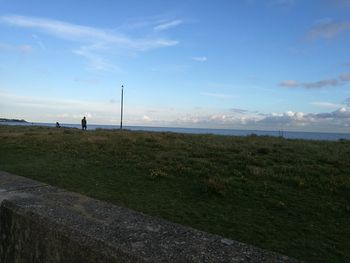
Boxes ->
[0,171,300,262]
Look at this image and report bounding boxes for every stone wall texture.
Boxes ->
[0,171,300,262]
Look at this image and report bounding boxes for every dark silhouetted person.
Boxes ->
[56,122,60,128]
[81,117,87,130]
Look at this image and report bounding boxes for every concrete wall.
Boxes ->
[0,171,299,262]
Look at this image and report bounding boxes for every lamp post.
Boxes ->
[120,85,124,129]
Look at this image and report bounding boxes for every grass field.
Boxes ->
[0,125,349,262]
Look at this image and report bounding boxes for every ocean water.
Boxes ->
[2,121,350,141]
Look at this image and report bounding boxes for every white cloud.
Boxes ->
[258,108,350,127]
[332,107,350,118]
[0,15,180,50]
[154,20,183,31]
[191,56,207,62]
[1,15,120,42]
[167,107,350,132]
[143,115,152,122]
[0,14,179,71]
[2,90,350,132]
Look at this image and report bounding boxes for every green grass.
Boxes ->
[0,125,349,262]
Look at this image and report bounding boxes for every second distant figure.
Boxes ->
[81,116,87,130]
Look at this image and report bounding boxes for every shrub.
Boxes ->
[256,147,270,155]
[149,168,168,179]
[206,177,227,196]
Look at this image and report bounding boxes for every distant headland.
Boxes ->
[0,118,28,123]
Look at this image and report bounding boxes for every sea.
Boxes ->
[1,121,350,141]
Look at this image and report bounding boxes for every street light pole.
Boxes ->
[120,85,124,129]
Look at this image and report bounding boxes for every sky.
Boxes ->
[1,0,350,132]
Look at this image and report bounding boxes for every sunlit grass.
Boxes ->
[0,125,349,262]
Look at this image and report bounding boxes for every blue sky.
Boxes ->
[1,0,350,132]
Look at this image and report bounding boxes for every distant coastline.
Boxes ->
[1,120,350,141]
[0,118,27,123]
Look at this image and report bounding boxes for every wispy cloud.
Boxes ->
[304,19,350,41]
[72,46,118,72]
[18,45,32,54]
[0,42,9,50]
[279,79,339,88]
[327,0,350,8]
[279,80,299,88]
[0,91,122,123]
[191,56,207,62]
[31,34,46,50]
[0,91,115,112]
[279,73,350,89]
[340,73,350,81]
[73,77,102,85]
[230,108,249,114]
[0,14,179,71]
[246,0,296,7]
[268,0,296,7]
[303,79,339,88]
[311,101,344,109]
[154,20,183,31]
[1,15,121,42]
[200,92,234,99]
[150,64,190,73]
[0,41,32,54]
[344,98,350,106]
[0,14,179,50]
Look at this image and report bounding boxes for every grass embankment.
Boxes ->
[0,125,349,262]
